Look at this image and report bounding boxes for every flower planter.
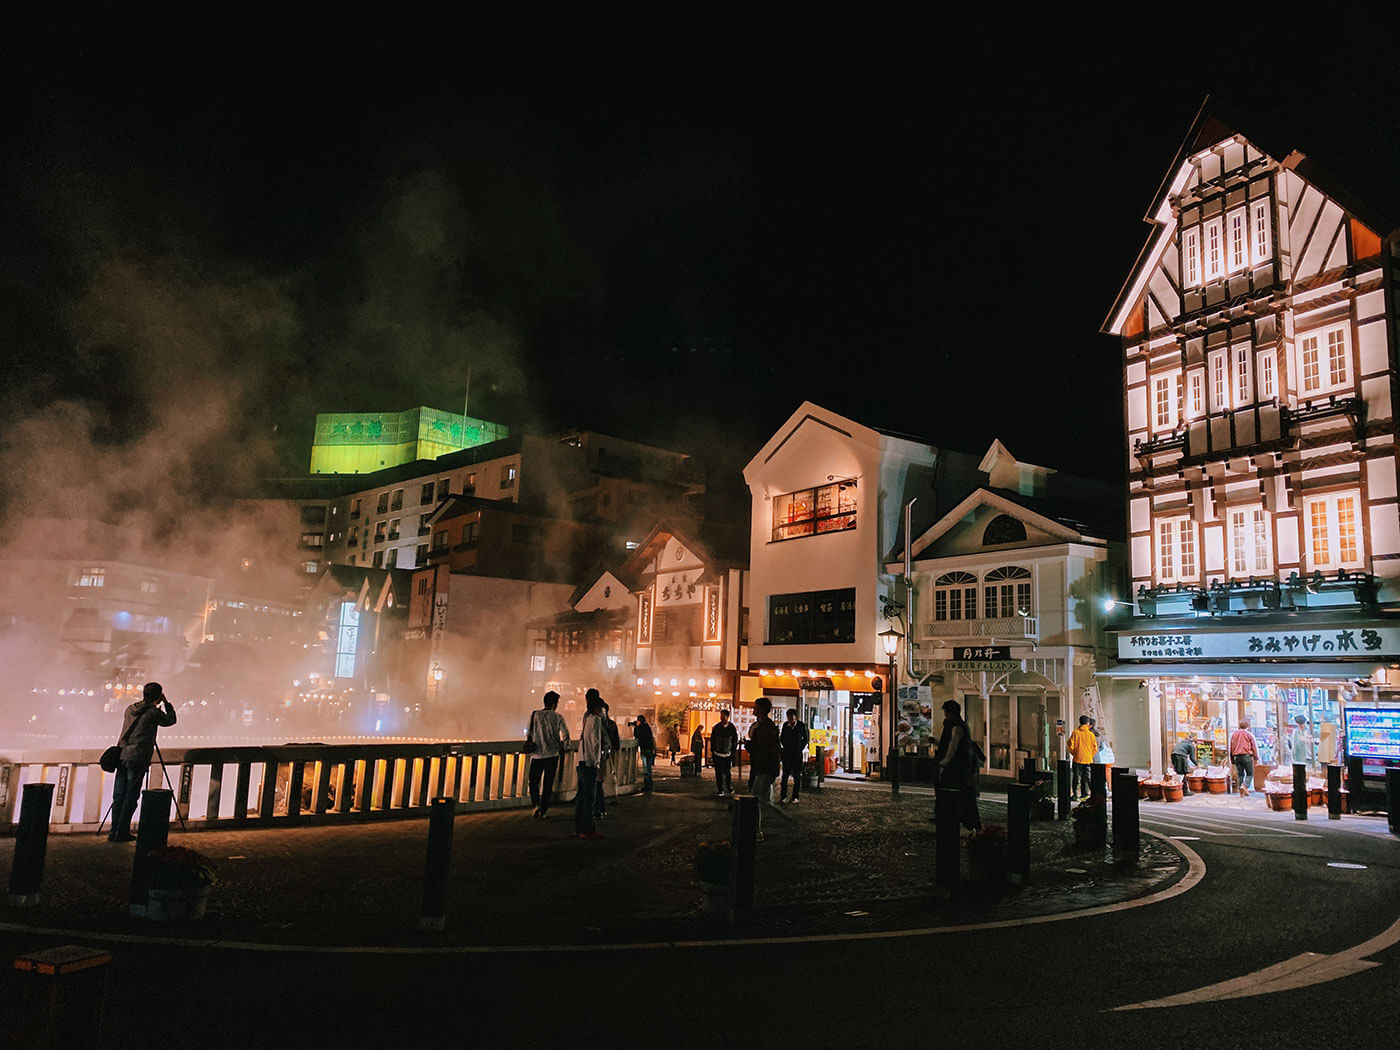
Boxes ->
[1265,792,1292,811]
[146,884,212,923]
[1161,783,1184,802]
[1308,788,1326,806]
[1144,781,1163,800]
[1206,777,1229,794]
[1185,775,1208,793]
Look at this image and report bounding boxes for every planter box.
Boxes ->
[1265,792,1292,811]
[147,884,212,923]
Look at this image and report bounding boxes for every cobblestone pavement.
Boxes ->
[0,771,1187,949]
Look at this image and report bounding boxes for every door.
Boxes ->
[988,695,1012,770]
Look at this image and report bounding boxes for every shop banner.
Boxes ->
[1118,624,1400,661]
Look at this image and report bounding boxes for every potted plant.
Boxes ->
[1070,797,1107,847]
[1160,774,1184,802]
[694,840,731,916]
[802,757,819,791]
[966,824,1008,876]
[1030,779,1055,820]
[144,845,218,922]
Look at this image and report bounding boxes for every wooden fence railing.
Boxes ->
[0,740,638,832]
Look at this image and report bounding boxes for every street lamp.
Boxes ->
[880,626,902,796]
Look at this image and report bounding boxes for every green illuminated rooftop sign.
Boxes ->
[310,407,508,473]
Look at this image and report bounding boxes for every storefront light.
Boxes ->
[688,678,696,687]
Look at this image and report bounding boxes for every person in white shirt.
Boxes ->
[574,691,607,839]
[527,690,570,819]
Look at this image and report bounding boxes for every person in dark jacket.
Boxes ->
[633,714,656,792]
[108,682,177,842]
[690,723,705,770]
[778,708,810,803]
[1170,737,1199,794]
[932,700,981,831]
[709,709,739,796]
[745,697,781,838]
[667,725,681,764]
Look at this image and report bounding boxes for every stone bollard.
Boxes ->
[1056,759,1071,820]
[731,793,759,916]
[1112,770,1140,860]
[1006,783,1030,884]
[1387,769,1400,837]
[420,797,456,931]
[128,789,172,918]
[8,782,55,907]
[934,788,960,894]
[1089,762,1107,800]
[1327,764,1343,820]
[1293,763,1308,821]
[12,945,112,1049]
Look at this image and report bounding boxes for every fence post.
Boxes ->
[1387,768,1400,837]
[814,745,825,791]
[1112,770,1140,861]
[1056,759,1071,820]
[8,782,55,907]
[12,945,112,1049]
[420,797,455,931]
[1293,763,1308,821]
[128,789,172,918]
[1327,764,1342,820]
[1006,783,1030,883]
[731,794,758,917]
[935,788,960,894]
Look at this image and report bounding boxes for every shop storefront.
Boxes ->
[752,668,887,776]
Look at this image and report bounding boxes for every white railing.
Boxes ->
[0,740,638,832]
[918,616,1038,640]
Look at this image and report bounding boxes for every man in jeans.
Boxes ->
[108,682,177,842]
[527,690,570,818]
[744,697,781,840]
[709,709,739,796]
[574,691,606,840]
[632,714,656,792]
[779,708,810,803]
[1229,718,1260,797]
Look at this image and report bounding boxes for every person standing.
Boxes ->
[527,690,570,818]
[632,714,656,792]
[575,691,606,840]
[1289,715,1314,770]
[778,708,809,803]
[592,694,618,819]
[1229,718,1261,797]
[709,709,739,796]
[744,697,781,839]
[933,700,981,831]
[1066,715,1097,801]
[690,722,705,772]
[108,682,177,842]
[667,724,680,764]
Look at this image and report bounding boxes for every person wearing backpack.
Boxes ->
[108,682,177,842]
[933,699,981,831]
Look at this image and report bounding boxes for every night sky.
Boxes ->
[4,3,1399,525]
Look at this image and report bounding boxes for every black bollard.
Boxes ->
[814,746,825,791]
[420,797,455,931]
[1327,764,1343,821]
[8,782,55,907]
[1006,783,1030,884]
[731,793,759,915]
[128,789,172,918]
[1019,756,1036,785]
[934,788,960,893]
[12,945,112,1049]
[1057,759,1071,820]
[1387,769,1400,837]
[1293,763,1308,821]
[1112,771,1140,861]
[1089,762,1107,800]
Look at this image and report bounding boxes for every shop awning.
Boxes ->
[1095,662,1384,681]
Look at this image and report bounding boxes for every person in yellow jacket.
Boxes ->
[1067,715,1098,801]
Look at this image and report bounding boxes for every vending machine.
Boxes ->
[1344,707,1400,812]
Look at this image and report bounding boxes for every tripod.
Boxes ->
[97,741,187,835]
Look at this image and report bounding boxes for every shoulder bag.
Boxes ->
[523,710,539,754]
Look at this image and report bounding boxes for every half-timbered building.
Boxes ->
[1102,100,1400,786]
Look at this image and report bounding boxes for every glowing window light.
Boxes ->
[670,678,679,686]
[688,678,697,687]
[636,677,645,686]
[707,678,717,687]
[760,670,772,677]
[653,678,661,686]
[672,691,681,696]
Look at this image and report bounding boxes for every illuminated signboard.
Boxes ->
[1344,708,1400,760]
[336,601,360,679]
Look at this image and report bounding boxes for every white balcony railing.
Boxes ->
[917,616,1038,641]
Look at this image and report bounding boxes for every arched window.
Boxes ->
[983,514,1026,546]
[984,566,1032,619]
[933,571,977,622]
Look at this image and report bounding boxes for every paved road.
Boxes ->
[1,775,1396,1047]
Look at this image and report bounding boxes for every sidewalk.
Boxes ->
[0,774,1188,949]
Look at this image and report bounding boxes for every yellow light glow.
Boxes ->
[760,670,771,677]
[845,670,855,678]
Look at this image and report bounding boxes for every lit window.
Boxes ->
[1252,200,1271,263]
[1187,370,1204,417]
[1154,373,1178,431]
[933,572,978,622]
[1157,518,1197,584]
[1204,218,1223,281]
[1260,351,1276,400]
[1299,324,1350,395]
[1228,208,1247,272]
[1234,345,1252,405]
[78,568,105,587]
[1305,492,1362,570]
[1183,228,1199,287]
[983,566,1031,619]
[1229,506,1271,576]
[771,481,858,541]
[1210,351,1228,411]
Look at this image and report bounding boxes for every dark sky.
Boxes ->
[4,3,1398,522]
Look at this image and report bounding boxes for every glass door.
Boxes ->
[988,694,1012,771]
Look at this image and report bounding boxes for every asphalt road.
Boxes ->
[1,790,1396,1048]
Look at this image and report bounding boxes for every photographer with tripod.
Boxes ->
[107,682,177,842]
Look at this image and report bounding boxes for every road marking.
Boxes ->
[0,832,1206,956]
[1114,911,1400,1010]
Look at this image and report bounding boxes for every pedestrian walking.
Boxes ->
[690,722,705,771]
[709,709,739,796]
[744,697,780,839]
[574,691,606,840]
[527,690,570,818]
[1229,718,1260,797]
[107,682,177,842]
[1067,715,1096,800]
[933,700,981,831]
[633,714,656,792]
[778,708,809,803]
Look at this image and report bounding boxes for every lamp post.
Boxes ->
[880,626,902,796]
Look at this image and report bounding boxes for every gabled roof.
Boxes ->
[319,564,411,612]
[909,489,1083,559]
[618,520,743,582]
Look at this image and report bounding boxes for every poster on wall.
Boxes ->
[896,684,933,747]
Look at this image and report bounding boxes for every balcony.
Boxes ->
[918,616,1038,642]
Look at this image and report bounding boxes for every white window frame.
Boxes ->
[1304,491,1363,571]
[1153,372,1178,431]
[1228,505,1272,576]
[1183,227,1200,287]
[1209,350,1228,412]
[1156,517,1198,584]
[1204,217,1224,282]
[1188,369,1205,418]
[1234,343,1253,406]
[1228,207,1247,273]
[1252,199,1272,264]
[1259,350,1277,401]
[1299,322,1351,396]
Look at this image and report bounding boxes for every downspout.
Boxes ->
[903,497,918,681]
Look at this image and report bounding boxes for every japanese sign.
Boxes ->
[1118,624,1400,660]
[953,645,1010,661]
[942,660,1020,672]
